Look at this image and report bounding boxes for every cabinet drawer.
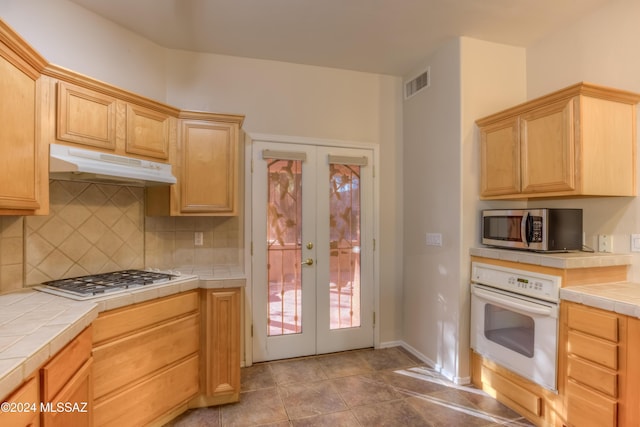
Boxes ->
[93,313,199,400]
[93,354,199,427]
[568,330,618,369]
[568,304,618,341]
[41,326,92,402]
[93,290,198,344]
[567,354,617,397]
[0,376,39,427]
[480,365,541,416]
[566,379,617,427]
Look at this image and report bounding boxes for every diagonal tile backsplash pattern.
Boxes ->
[25,181,144,285]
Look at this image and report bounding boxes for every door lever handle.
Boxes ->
[302,258,314,266]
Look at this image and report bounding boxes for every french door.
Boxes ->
[251,140,374,362]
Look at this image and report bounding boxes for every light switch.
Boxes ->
[631,234,640,252]
[425,233,442,246]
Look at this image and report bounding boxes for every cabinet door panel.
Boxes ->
[125,104,170,159]
[57,81,117,150]
[180,121,238,214]
[42,358,93,427]
[480,116,520,196]
[0,376,39,427]
[520,98,575,194]
[0,55,39,210]
[205,288,240,398]
[41,326,92,402]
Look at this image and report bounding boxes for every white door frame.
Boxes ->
[243,132,380,367]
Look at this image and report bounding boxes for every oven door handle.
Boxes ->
[472,287,554,316]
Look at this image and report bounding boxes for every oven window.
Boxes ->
[484,216,521,241]
[484,304,534,358]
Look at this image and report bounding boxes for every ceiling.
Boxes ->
[70,0,612,76]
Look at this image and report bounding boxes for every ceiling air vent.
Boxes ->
[404,67,430,100]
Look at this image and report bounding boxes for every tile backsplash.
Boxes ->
[25,181,145,286]
[0,180,244,293]
[0,217,24,293]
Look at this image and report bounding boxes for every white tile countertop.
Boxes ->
[470,247,633,269]
[561,282,640,318]
[0,290,98,400]
[0,272,245,401]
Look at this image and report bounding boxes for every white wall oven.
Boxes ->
[470,262,561,391]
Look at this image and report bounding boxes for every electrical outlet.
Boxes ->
[194,231,204,246]
[425,232,442,246]
[598,234,613,252]
[631,234,640,252]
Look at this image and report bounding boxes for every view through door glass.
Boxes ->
[328,162,361,330]
[267,158,303,336]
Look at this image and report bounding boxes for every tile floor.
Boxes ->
[165,347,534,427]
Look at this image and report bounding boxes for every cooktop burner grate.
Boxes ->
[41,270,176,297]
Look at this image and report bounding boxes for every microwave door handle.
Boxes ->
[521,212,530,246]
[472,287,554,316]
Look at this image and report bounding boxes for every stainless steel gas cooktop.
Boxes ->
[36,269,196,300]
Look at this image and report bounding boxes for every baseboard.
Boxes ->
[383,340,471,386]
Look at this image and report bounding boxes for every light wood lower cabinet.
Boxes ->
[191,288,241,407]
[92,291,200,427]
[40,325,93,427]
[0,375,40,427]
[471,351,563,426]
[560,301,640,427]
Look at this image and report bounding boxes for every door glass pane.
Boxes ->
[329,164,361,329]
[484,304,534,358]
[267,160,302,336]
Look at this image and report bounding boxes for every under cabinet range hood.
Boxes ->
[49,143,176,187]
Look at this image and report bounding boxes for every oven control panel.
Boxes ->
[471,262,561,302]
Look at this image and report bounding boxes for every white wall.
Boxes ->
[0,0,405,344]
[0,0,168,101]
[526,0,640,281]
[402,38,463,380]
[459,38,527,379]
[402,36,526,382]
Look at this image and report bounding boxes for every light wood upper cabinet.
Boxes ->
[57,81,117,150]
[0,20,48,215]
[477,82,640,199]
[146,112,244,216]
[45,65,178,162]
[480,116,520,196]
[125,103,170,159]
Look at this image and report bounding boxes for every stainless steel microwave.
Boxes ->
[482,209,583,252]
